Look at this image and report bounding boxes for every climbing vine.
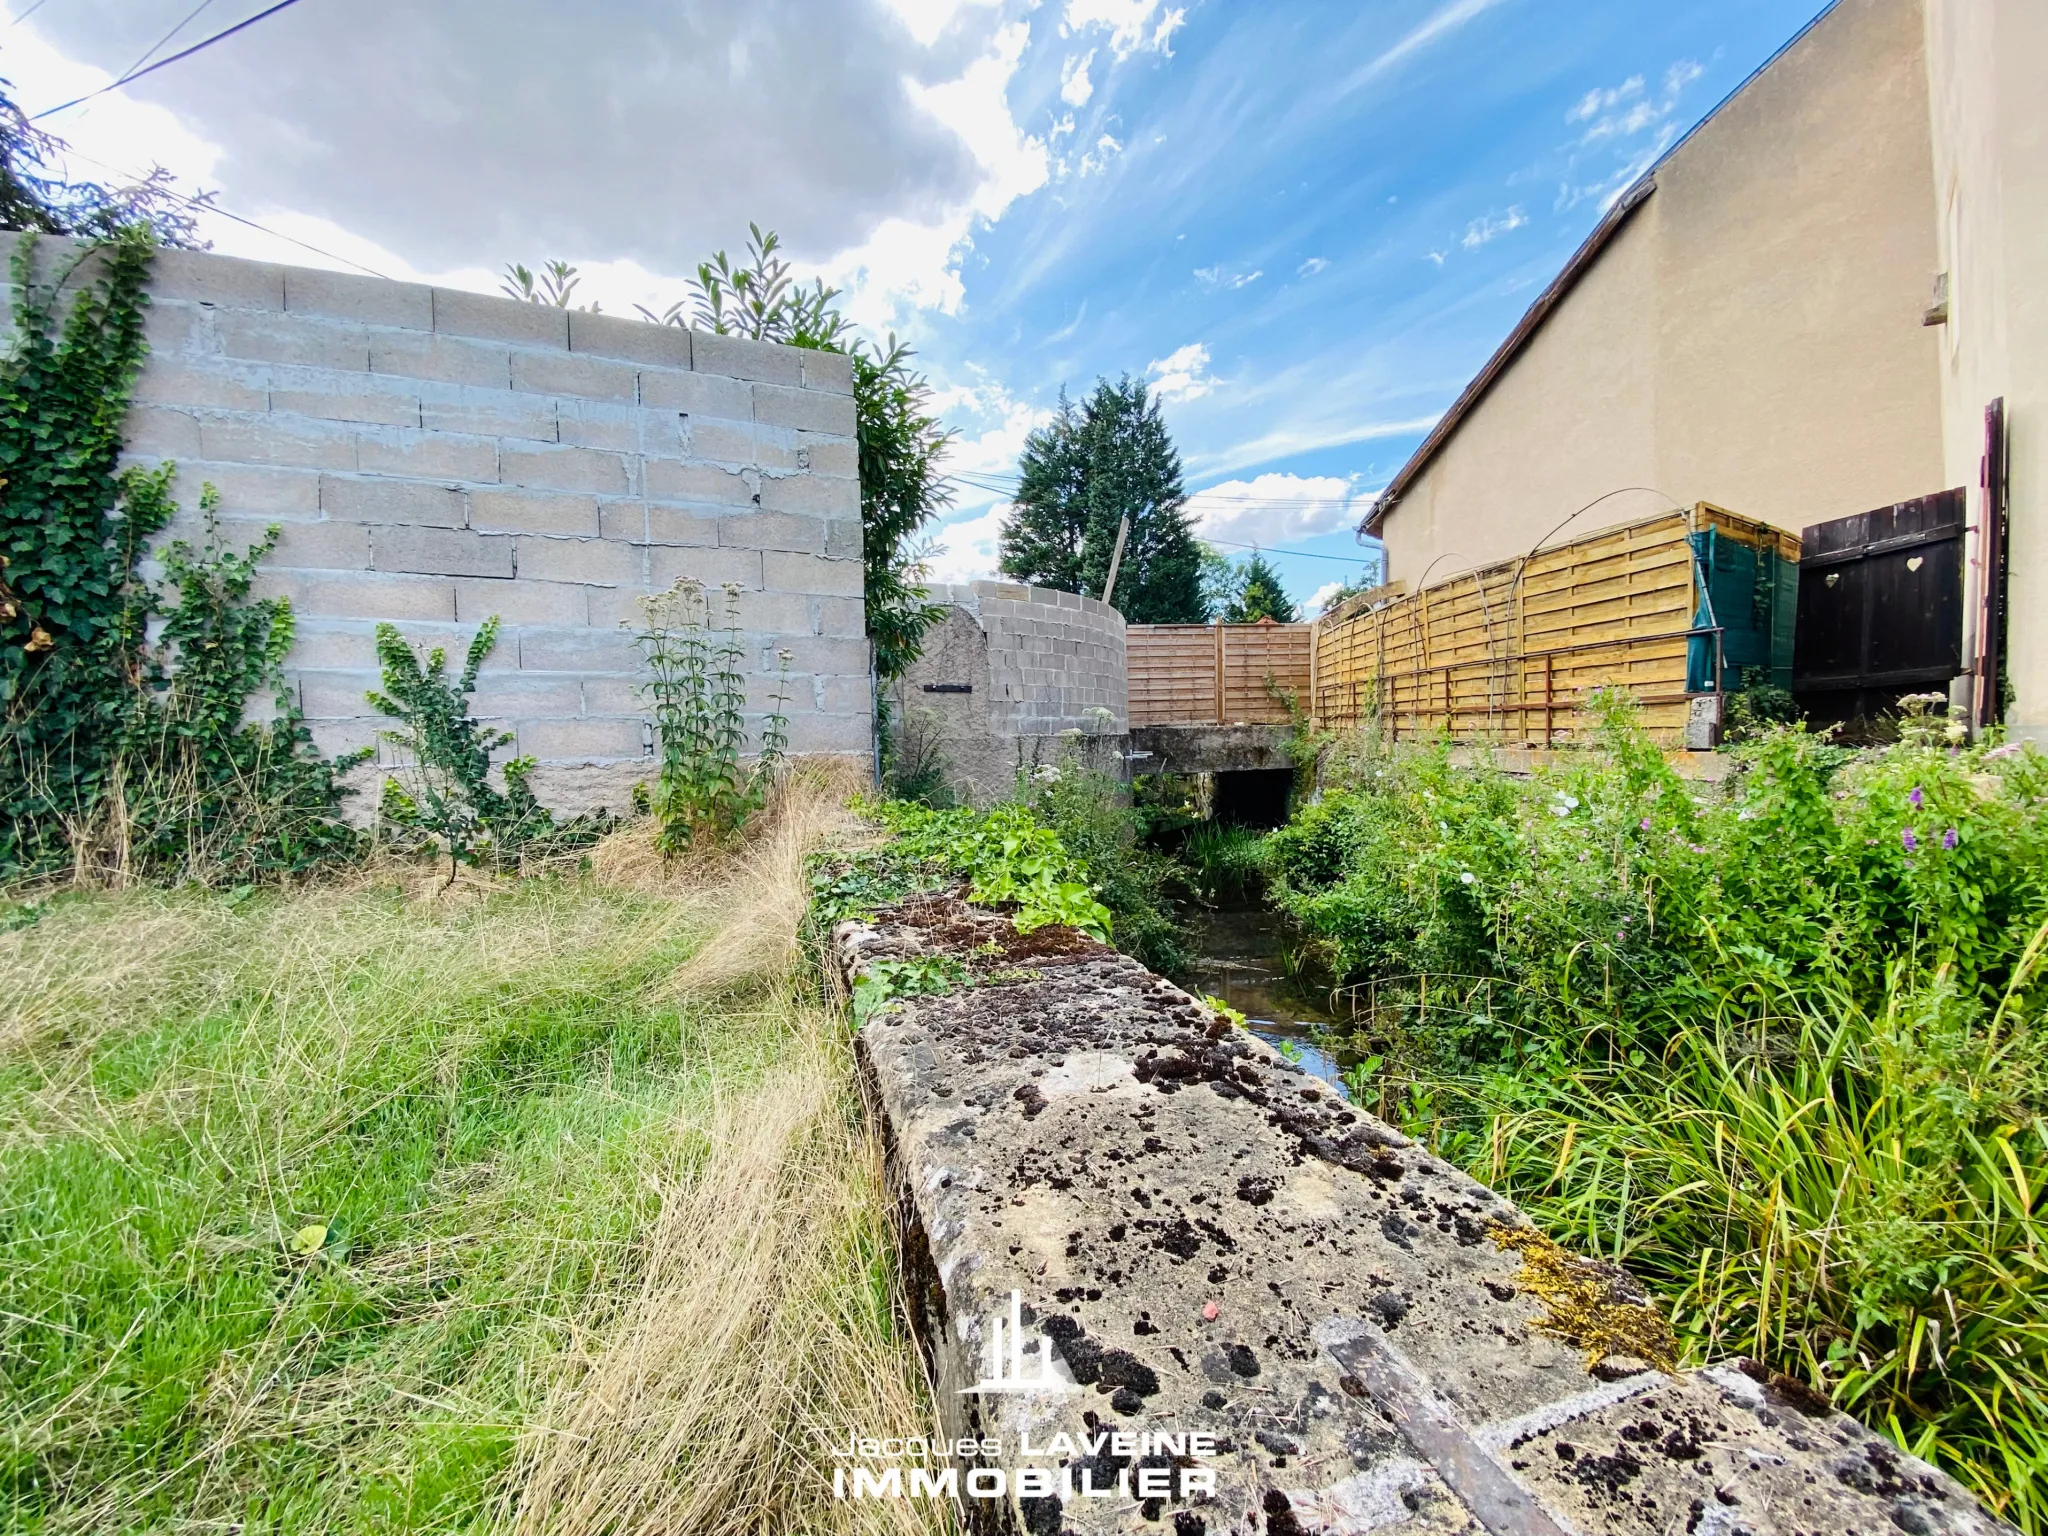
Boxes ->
[0,229,363,883]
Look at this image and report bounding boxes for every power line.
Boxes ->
[33,0,309,119]
[50,140,391,278]
[10,0,59,27]
[118,0,222,85]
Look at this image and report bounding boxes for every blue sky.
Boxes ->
[6,0,1829,611]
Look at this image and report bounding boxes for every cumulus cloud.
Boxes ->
[1063,0,1185,60]
[1183,473,1368,547]
[1297,256,1330,277]
[1567,74,1643,124]
[1461,206,1526,249]
[1556,57,1704,210]
[1060,49,1097,106]
[1194,264,1261,292]
[1147,342,1213,402]
[17,0,1039,322]
[1306,580,1351,617]
[924,504,1010,584]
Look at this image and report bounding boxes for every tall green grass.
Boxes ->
[0,787,947,1534]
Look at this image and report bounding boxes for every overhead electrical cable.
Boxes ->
[33,0,309,119]
[9,0,59,28]
[116,0,222,86]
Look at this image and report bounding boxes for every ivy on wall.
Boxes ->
[0,230,364,883]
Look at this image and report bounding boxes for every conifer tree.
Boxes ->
[1223,551,1298,624]
[999,376,1207,622]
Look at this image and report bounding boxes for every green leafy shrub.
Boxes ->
[1023,754,1190,972]
[368,618,555,876]
[1268,692,2048,1524]
[1,230,363,884]
[632,577,791,851]
[1179,820,1266,905]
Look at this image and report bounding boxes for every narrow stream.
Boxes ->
[1184,906,1361,1098]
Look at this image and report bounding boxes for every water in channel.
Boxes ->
[1184,905,1360,1098]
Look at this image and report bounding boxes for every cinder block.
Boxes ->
[795,433,858,478]
[293,672,385,720]
[516,627,640,673]
[254,518,372,569]
[452,576,588,627]
[690,330,804,387]
[142,300,208,356]
[470,488,600,537]
[515,535,643,585]
[270,383,422,428]
[556,400,643,452]
[580,676,650,716]
[786,712,874,754]
[638,366,751,418]
[199,413,360,472]
[305,721,384,764]
[811,595,867,637]
[758,472,858,518]
[286,269,434,330]
[811,673,876,715]
[568,309,692,369]
[432,286,568,348]
[356,427,498,483]
[216,310,370,371]
[462,674,586,719]
[371,524,512,579]
[514,717,645,762]
[643,544,765,592]
[501,443,631,496]
[162,459,323,519]
[716,509,825,554]
[801,348,855,395]
[772,634,872,677]
[257,570,456,621]
[753,381,856,435]
[764,549,863,597]
[638,503,721,546]
[419,386,558,443]
[284,625,383,671]
[371,330,513,389]
[131,360,267,412]
[152,249,287,310]
[686,417,773,467]
[123,404,203,457]
[321,476,467,528]
[596,502,646,543]
[509,349,638,403]
[824,517,863,559]
[731,588,815,635]
[643,458,755,506]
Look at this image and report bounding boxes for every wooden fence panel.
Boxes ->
[1127,622,1314,726]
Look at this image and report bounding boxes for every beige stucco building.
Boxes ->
[1365,0,2044,740]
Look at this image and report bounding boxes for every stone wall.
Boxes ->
[833,898,2015,1536]
[3,234,873,812]
[894,581,1128,804]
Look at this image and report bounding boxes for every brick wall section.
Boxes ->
[928,580,1127,734]
[0,234,872,812]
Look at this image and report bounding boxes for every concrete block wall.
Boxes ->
[1,233,872,813]
[900,582,1127,804]
[928,580,1127,734]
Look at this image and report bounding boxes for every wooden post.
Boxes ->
[1542,652,1554,747]
[1214,621,1225,724]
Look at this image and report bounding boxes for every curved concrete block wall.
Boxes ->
[897,581,1128,803]
[1,234,874,814]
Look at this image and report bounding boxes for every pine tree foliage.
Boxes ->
[1222,551,1298,624]
[998,376,1207,622]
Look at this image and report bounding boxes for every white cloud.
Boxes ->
[1567,75,1642,124]
[1335,0,1508,96]
[1306,580,1350,617]
[1060,49,1097,106]
[1461,206,1526,249]
[1076,132,1123,177]
[924,504,1010,584]
[1184,473,1368,547]
[1190,415,1438,480]
[1147,341,1213,402]
[1063,0,1186,59]
[1426,249,1448,267]
[13,0,1048,334]
[1194,264,1262,292]
[1297,256,1330,277]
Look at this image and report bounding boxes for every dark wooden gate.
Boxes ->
[1792,488,1965,729]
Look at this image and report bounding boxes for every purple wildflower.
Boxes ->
[1909,786,1924,808]
[1942,827,1958,850]
[1640,817,1653,831]
[1901,828,1919,853]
